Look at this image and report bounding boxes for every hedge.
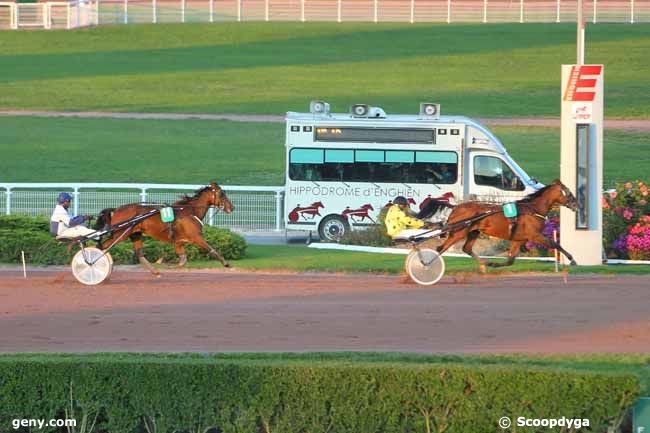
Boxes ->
[0,356,639,433]
[0,215,246,265]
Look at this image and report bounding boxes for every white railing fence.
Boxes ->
[1,183,286,232]
[0,0,647,28]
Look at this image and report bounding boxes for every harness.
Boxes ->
[501,202,547,239]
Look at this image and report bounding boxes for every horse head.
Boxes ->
[207,182,234,214]
[551,179,578,211]
[312,201,324,209]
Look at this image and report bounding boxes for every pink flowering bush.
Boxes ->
[603,180,650,259]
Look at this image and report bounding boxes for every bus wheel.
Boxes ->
[318,215,350,242]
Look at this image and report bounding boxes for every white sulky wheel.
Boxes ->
[71,247,113,286]
[405,248,445,286]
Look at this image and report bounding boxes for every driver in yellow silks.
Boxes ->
[385,196,435,239]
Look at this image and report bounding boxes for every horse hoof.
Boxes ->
[224,263,231,268]
[479,265,487,274]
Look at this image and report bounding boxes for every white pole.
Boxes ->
[265,0,268,21]
[577,0,584,65]
[447,0,450,23]
[123,0,127,23]
[181,0,185,22]
[21,251,26,279]
[76,0,80,26]
[519,0,523,22]
[95,0,99,25]
[237,0,241,21]
[482,0,487,22]
[553,230,559,273]
[275,192,283,231]
[337,0,341,22]
[67,3,71,28]
[43,3,49,29]
[300,0,304,21]
[5,189,11,215]
[73,188,79,216]
[593,0,596,23]
[373,0,377,22]
[11,3,17,29]
[630,0,634,23]
[152,0,156,23]
[209,0,213,22]
[410,0,414,23]
[556,0,560,22]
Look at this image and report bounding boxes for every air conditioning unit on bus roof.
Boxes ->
[351,104,386,118]
[419,102,441,119]
[309,100,330,115]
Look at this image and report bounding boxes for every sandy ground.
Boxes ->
[1,110,649,132]
[0,268,648,353]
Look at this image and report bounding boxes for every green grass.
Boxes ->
[1,352,648,393]
[186,244,650,274]
[0,23,649,117]
[0,117,647,186]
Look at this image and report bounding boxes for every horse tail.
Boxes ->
[94,208,115,230]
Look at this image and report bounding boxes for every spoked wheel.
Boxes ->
[405,248,445,286]
[71,247,113,285]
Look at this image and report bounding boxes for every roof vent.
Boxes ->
[419,102,440,119]
[310,100,330,115]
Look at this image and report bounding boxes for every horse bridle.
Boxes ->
[210,185,228,212]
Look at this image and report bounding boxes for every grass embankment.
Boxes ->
[0,23,649,117]
[186,244,650,274]
[0,117,647,186]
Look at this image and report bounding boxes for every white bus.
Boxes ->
[284,101,542,241]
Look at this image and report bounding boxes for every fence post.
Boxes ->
[67,3,71,28]
[593,0,596,23]
[152,0,156,23]
[519,0,523,22]
[208,207,215,226]
[556,0,560,22]
[275,191,283,231]
[76,0,80,26]
[181,0,185,22]
[5,188,11,215]
[11,3,17,29]
[373,0,377,22]
[630,0,634,23]
[483,0,487,22]
[73,188,80,216]
[300,0,304,21]
[447,0,450,23]
[209,0,213,22]
[337,0,341,22]
[123,0,127,24]
[95,0,99,25]
[410,0,414,23]
[140,188,147,203]
[237,0,241,21]
[265,0,268,21]
[44,3,49,29]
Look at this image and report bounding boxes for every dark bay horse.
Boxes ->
[95,182,234,274]
[436,180,578,272]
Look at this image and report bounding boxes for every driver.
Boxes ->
[50,192,95,239]
[385,196,437,239]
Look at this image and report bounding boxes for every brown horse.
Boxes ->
[95,182,234,274]
[436,180,578,272]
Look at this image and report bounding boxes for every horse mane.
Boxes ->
[517,183,555,203]
[176,185,212,205]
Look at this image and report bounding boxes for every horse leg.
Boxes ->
[131,233,160,275]
[436,228,469,254]
[531,233,577,266]
[486,240,522,268]
[192,236,230,268]
[461,230,487,273]
[175,243,187,267]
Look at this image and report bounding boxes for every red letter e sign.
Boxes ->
[563,65,602,102]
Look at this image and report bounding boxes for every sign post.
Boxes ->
[560,64,604,265]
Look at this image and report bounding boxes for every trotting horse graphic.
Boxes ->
[288,202,325,222]
[341,204,375,223]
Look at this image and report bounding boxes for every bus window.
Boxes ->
[473,156,525,191]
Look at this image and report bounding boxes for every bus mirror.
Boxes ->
[351,104,370,117]
[310,100,330,115]
[419,103,440,119]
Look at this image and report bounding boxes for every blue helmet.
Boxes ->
[57,192,73,204]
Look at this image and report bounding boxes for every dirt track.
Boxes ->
[0,269,648,353]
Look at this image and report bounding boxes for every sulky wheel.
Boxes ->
[71,247,113,285]
[405,248,445,286]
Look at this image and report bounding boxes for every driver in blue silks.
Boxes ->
[50,192,94,239]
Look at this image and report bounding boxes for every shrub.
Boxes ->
[0,215,246,265]
[0,356,639,433]
[603,180,650,259]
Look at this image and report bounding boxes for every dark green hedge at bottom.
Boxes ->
[0,357,639,433]
[0,216,246,265]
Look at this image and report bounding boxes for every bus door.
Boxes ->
[469,152,526,202]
